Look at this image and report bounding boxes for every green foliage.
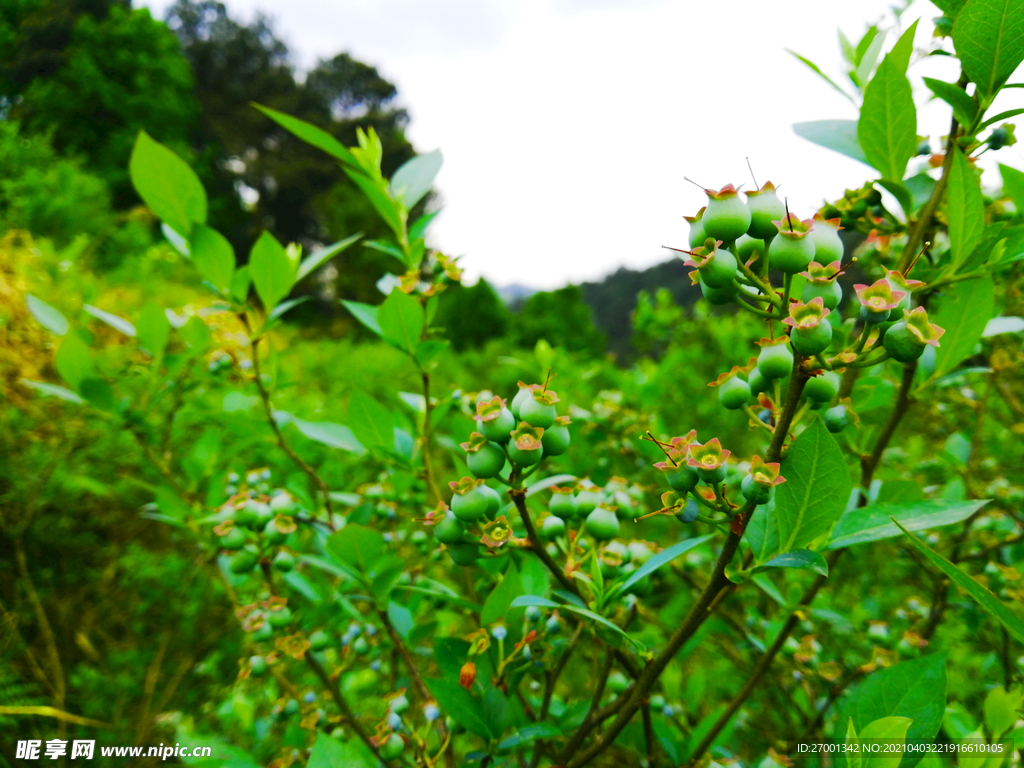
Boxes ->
[511,285,606,357]
[433,279,510,351]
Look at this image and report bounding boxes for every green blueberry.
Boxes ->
[757,342,794,380]
[576,488,603,513]
[604,540,631,564]
[352,636,370,655]
[480,406,516,443]
[478,485,502,518]
[252,617,273,641]
[451,487,488,522]
[447,541,479,566]
[540,515,566,541]
[676,497,700,524]
[686,210,707,248]
[308,630,331,651]
[736,235,766,264]
[549,490,577,519]
[769,235,815,275]
[747,367,768,395]
[434,512,466,544]
[745,184,786,239]
[467,441,506,478]
[802,280,843,311]
[263,518,288,545]
[882,322,926,362]
[808,222,844,263]
[698,248,738,289]
[650,694,667,710]
[804,370,840,403]
[660,462,699,493]
[229,549,260,574]
[697,463,727,484]
[585,507,620,541]
[790,323,833,355]
[859,304,892,324]
[268,607,293,629]
[699,278,736,306]
[232,503,259,528]
[379,734,404,760]
[273,550,295,572]
[520,397,557,429]
[627,542,655,564]
[741,474,774,505]
[508,441,542,466]
[389,694,410,715]
[284,699,300,716]
[510,387,535,419]
[249,655,268,677]
[823,404,850,433]
[541,423,570,456]
[246,500,274,526]
[607,671,630,693]
[270,493,298,514]
[717,375,751,410]
[220,526,248,550]
[704,190,752,241]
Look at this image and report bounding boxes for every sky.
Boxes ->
[139,0,1023,289]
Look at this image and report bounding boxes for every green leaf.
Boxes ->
[395,585,482,613]
[409,210,440,240]
[230,265,251,304]
[83,304,135,337]
[923,77,978,126]
[510,595,645,652]
[340,300,384,338]
[267,296,310,322]
[19,379,83,404]
[841,654,947,768]
[1000,163,1024,211]
[984,686,1023,738]
[980,107,1024,130]
[344,167,404,239]
[378,288,424,353]
[251,103,358,166]
[858,53,918,181]
[497,723,561,751]
[894,519,1024,643]
[180,315,211,352]
[129,130,206,237]
[877,180,914,217]
[855,28,887,85]
[793,120,870,165]
[295,233,362,283]
[55,334,93,391]
[774,418,852,552]
[787,50,854,102]
[612,536,713,597]
[827,499,989,549]
[481,562,523,626]
[859,717,913,768]
[347,390,393,450]
[753,549,829,577]
[952,0,1024,98]
[389,149,443,209]
[387,601,414,640]
[249,231,294,311]
[189,224,235,293]
[846,719,863,768]
[136,302,170,358]
[425,679,492,739]
[415,339,449,370]
[932,0,967,16]
[274,411,366,455]
[887,21,919,75]
[26,295,69,336]
[947,146,985,267]
[931,276,995,380]
[306,731,375,768]
[326,525,385,574]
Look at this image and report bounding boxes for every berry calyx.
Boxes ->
[744,181,787,239]
[687,438,730,484]
[883,270,923,313]
[769,214,816,274]
[476,396,517,443]
[519,389,559,429]
[449,477,488,522]
[709,366,752,410]
[883,307,944,362]
[542,415,571,456]
[783,297,833,355]
[508,423,545,466]
[799,261,845,310]
[585,507,620,541]
[808,215,844,263]
[461,432,506,478]
[740,455,786,505]
[703,185,752,241]
[756,336,794,380]
[219,523,248,551]
[854,279,905,324]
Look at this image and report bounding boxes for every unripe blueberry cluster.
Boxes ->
[212,484,301,577]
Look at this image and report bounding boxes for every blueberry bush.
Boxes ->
[4,4,1024,767]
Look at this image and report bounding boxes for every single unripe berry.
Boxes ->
[769,230,816,274]
[351,636,370,655]
[747,366,768,395]
[252,617,273,640]
[545,616,560,635]
[246,500,274,527]
[823,404,850,433]
[607,671,630,693]
[698,247,738,289]
[389,694,410,715]
[447,541,479,566]
[284,699,300,716]
[676,497,700,524]
[520,392,557,429]
[272,550,295,572]
[684,208,707,249]
[802,280,843,310]
[741,474,774,505]
[541,420,570,456]
[510,385,537,419]
[736,235,766,264]
[585,507,620,541]
[451,482,488,522]
[744,182,787,239]
[433,511,466,544]
[988,126,1010,150]
[575,488,603,514]
[808,217,844,263]
[229,549,259,574]
[883,321,926,362]
[508,424,544,466]
[539,515,566,541]
[659,462,699,493]
[268,607,293,628]
[478,484,501,518]
[650,694,667,710]
[703,185,752,241]
[467,441,506,479]
[220,526,248,550]
[717,374,751,410]
[263,518,288,545]
[804,370,841,403]
[790,322,833,355]
[549,488,578,519]
[757,340,794,380]
[699,278,735,306]
[308,630,330,651]
[525,605,543,622]
[270,493,298,514]
[249,655,268,677]
[479,407,516,443]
